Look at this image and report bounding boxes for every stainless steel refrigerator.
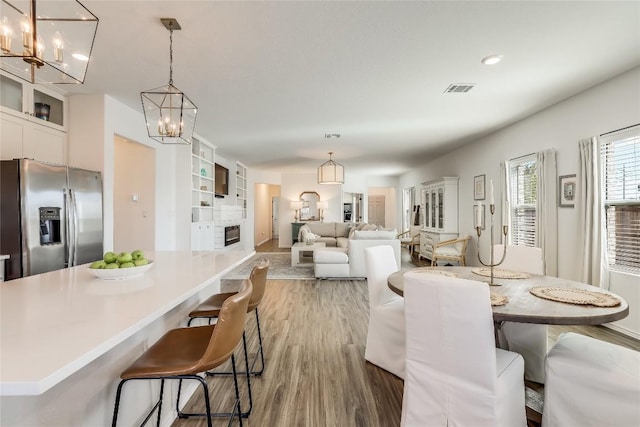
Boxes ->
[1,159,103,280]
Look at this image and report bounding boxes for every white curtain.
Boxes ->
[536,149,558,276]
[500,161,511,245]
[576,137,606,288]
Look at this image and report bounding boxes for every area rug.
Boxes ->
[223,252,316,280]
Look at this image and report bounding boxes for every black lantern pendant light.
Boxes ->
[141,18,197,145]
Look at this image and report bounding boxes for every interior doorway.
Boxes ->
[368,195,385,226]
[114,136,155,251]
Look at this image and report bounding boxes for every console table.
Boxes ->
[291,222,305,243]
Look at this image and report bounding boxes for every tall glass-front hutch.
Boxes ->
[419,177,459,261]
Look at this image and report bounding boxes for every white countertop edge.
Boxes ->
[0,250,255,396]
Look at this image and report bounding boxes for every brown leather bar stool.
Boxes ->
[111,279,253,427]
[187,259,269,417]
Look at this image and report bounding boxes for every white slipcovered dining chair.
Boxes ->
[401,272,526,427]
[494,244,547,383]
[543,332,640,427]
[364,245,405,379]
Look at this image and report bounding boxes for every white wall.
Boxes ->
[399,67,640,337]
[68,94,190,252]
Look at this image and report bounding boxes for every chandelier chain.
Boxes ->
[168,25,174,85]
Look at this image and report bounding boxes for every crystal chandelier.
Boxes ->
[0,0,98,84]
[141,18,197,145]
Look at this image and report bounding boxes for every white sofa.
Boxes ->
[314,237,401,279]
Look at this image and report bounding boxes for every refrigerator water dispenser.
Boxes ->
[39,207,61,245]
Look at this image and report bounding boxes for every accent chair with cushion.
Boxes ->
[364,245,405,379]
[397,227,420,257]
[431,235,471,266]
[543,332,640,427]
[401,272,526,427]
[493,244,547,383]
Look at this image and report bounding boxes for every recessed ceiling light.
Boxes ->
[72,53,89,62]
[481,54,503,65]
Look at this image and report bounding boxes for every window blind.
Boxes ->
[509,155,537,247]
[601,125,640,273]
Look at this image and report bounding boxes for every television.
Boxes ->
[214,163,229,197]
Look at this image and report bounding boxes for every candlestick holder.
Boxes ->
[476,203,508,286]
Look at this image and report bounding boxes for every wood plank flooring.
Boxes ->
[173,278,403,426]
[172,247,639,427]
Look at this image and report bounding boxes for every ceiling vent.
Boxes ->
[444,83,476,93]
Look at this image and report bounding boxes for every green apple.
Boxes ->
[116,252,133,264]
[89,260,107,269]
[133,258,149,267]
[131,250,145,261]
[119,261,135,268]
[103,251,117,263]
[104,262,120,269]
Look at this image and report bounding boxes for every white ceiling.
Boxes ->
[64,1,639,176]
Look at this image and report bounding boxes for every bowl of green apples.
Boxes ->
[88,250,153,280]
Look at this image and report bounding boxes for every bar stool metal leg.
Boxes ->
[252,308,265,376]
[175,355,243,426]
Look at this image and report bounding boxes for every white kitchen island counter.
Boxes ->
[0,250,254,426]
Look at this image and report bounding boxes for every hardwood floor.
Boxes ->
[255,238,289,253]
[171,248,638,427]
[173,278,403,426]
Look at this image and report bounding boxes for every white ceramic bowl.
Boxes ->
[88,260,153,280]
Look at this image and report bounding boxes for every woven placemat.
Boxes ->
[529,286,621,307]
[490,292,509,306]
[412,267,460,278]
[472,267,531,279]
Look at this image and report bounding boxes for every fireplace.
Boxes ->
[225,225,240,246]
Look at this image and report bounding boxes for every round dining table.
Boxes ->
[387,267,629,325]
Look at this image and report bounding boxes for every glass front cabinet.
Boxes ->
[419,177,459,261]
[0,72,68,164]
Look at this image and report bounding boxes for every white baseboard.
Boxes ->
[256,237,270,247]
[605,323,640,341]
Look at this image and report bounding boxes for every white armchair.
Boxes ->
[401,272,526,427]
[543,332,640,427]
[364,245,405,378]
[431,235,470,266]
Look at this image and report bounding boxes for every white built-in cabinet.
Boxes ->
[191,136,216,223]
[190,135,216,250]
[0,73,67,164]
[236,162,247,219]
[419,177,459,261]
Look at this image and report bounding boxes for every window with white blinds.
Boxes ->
[601,125,640,274]
[509,155,538,246]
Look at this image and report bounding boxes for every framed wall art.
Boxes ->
[559,174,577,208]
[474,174,486,200]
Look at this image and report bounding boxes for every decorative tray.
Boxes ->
[472,267,531,279]
[411,267,460,278]
[529,286,621,307]
[490,292,509,306]
[88,261,154,280]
